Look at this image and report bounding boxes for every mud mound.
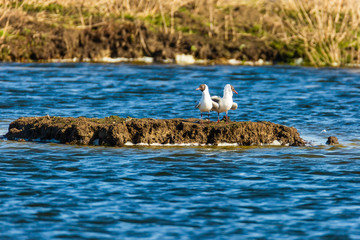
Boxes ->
[5,116,305,146]
[326,136,339,145]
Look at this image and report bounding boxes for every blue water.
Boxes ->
[0,63,360,239]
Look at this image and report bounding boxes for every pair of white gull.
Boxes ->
[195,84,238,123]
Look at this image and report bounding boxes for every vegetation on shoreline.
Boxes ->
[1,0,360,66]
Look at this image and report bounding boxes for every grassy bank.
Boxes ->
[1,0,360,66]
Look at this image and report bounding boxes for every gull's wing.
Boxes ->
[211,101,219,111]
[211,96,221,103]
[231,102,238,110]
[195,100,200,109]
[211,96,221,111]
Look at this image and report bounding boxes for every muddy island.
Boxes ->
[5,116,305,147]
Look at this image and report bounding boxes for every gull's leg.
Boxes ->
[217,112,220,123]
[208,112,210,121]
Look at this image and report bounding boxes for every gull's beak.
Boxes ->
[233,90,238,94]
[196,88,200,90]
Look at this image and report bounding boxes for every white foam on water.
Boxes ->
[124,141,135,146]
[149,143,163,146]
[300,133,328,146]
[125,142,203,146]
[121,141,290,147]
[0,129,7,137]
[175,54,195,65]
[217,142,239,146]
[0,121,11,137]
[2,135,293,148]
[100,57,129,63]
[269,140,282,146]
[135,143,149,146]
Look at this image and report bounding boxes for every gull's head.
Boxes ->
[231,85,238,94]
[224,84,238,95]
[196,84,207,92]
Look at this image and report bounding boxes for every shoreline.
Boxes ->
[48,55,273,66]
[0,1,356,68]
[2,1,360,67]
[3,58,360,69]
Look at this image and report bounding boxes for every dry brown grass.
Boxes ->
[277,0,360,66]
[1,0,267,40]
[1,0,360,65]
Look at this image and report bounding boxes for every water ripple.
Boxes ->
[0,63,360,239]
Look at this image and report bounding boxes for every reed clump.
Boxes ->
[1,0,360,66]
[276,0,360,66]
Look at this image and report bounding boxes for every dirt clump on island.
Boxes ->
[326,136,339,145]
[5,116,305,146]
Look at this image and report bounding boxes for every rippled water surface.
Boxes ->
[0,63,360,239]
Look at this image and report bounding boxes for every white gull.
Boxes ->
[211,84,238,123]
[195,84,215,123]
